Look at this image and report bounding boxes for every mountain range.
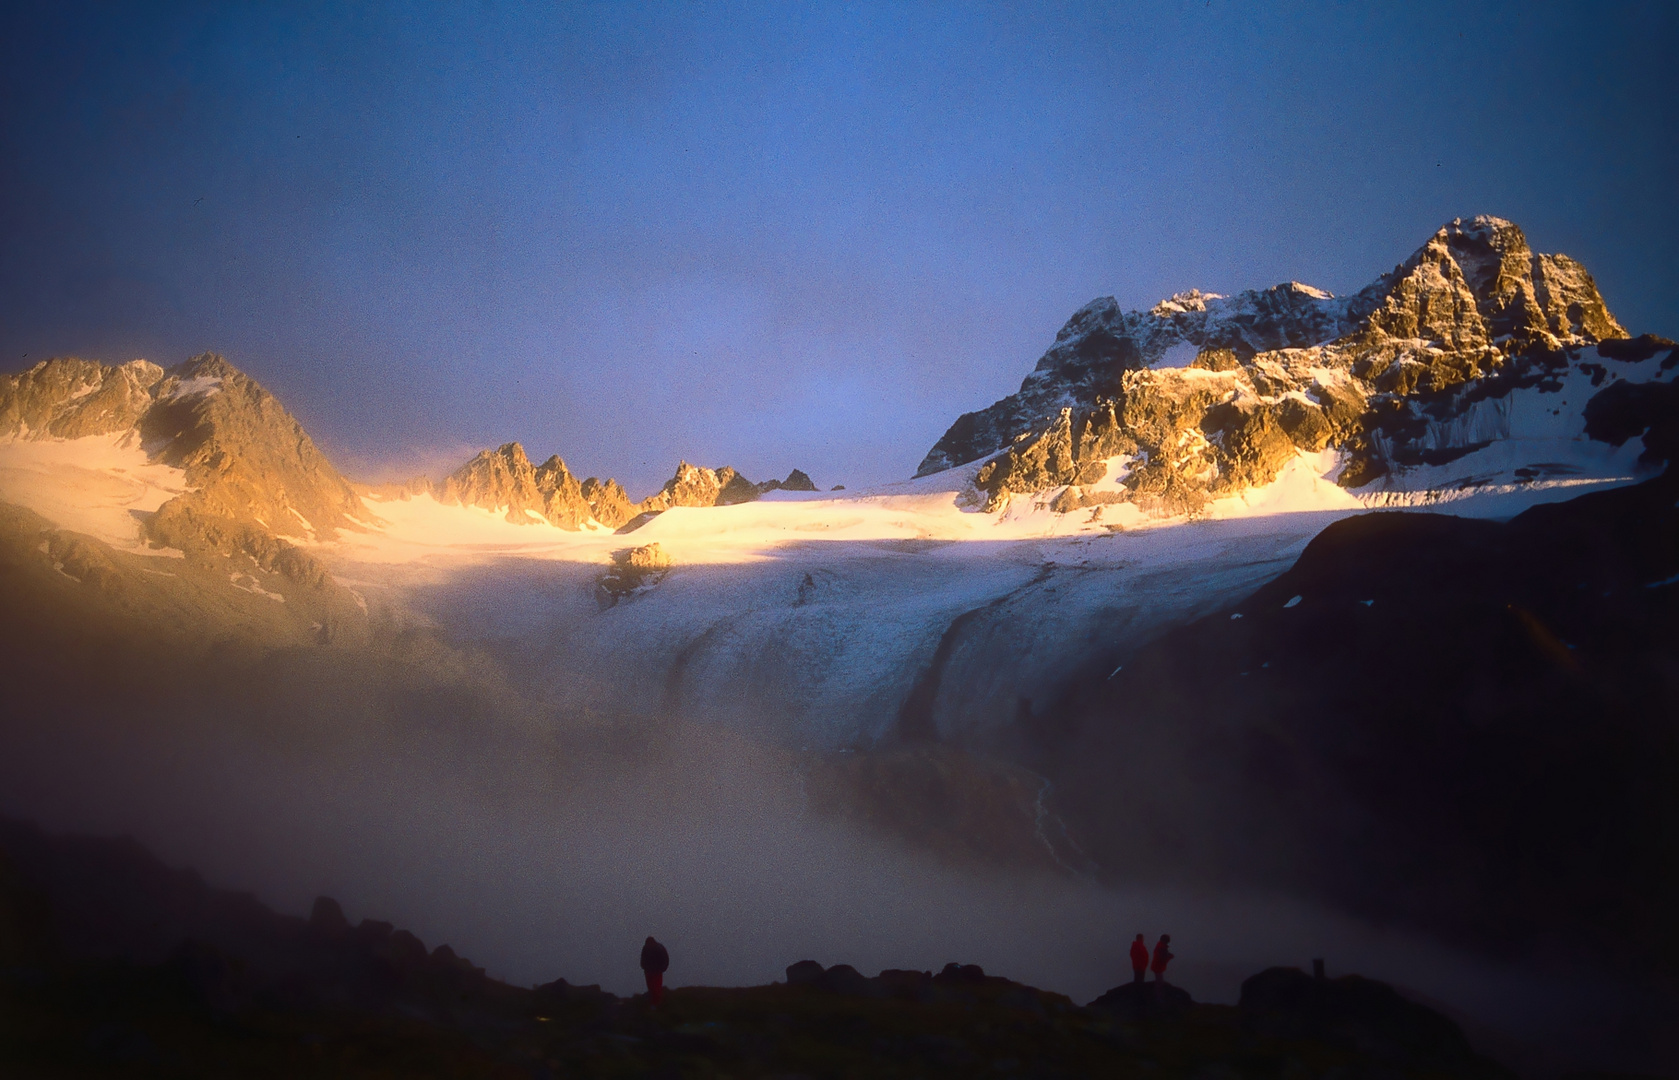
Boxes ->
[2,214,1677,1072]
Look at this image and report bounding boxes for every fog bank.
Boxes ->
[0,642,1647,1075]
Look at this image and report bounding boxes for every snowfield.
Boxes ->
[0,343,1667,748]
[309,347,1665,748]
[0,430,190,555]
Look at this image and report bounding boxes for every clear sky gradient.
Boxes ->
[2,1,1673,493]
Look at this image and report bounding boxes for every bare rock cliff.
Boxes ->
[927,216,1646,513]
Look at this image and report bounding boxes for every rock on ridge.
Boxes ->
[756,468,819,494]
[597,542,673,606]
[927,216,1644,512]
[638,460,761,512]
[439,443,594,529]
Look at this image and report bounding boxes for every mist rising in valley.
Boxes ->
[1,576,1662,1074]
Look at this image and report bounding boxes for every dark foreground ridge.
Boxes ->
[0,819,1532,1079]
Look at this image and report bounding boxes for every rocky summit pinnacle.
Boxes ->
[919,215,1641,514]
[440,443,593,529]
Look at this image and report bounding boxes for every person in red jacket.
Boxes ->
[640,936,670,1006]
[1151,934,1174,984]
[1129,933,1149,986]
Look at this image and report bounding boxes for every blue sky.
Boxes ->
[2,1,1673,492]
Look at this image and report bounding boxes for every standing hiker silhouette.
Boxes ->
[1151,934,1174,984]
[1129,933,1149,986]
[640,936,670,1006]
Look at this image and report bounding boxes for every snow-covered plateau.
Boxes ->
[311,340,1664,748]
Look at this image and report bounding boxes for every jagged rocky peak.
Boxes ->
[434,445,820,529]
[0,352,367,609]
[1354,215,1624,354]
[640,461,760,511]
[925,215,1647,515]
[918,215,1626,480]
[580,476,635,529]
[917,277,1369,478]
[141,353,364,544]
[0,356,166,439]
[440,442,594,529]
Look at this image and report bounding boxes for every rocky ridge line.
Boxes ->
[922,216,1657,515]
[395,445,821,531]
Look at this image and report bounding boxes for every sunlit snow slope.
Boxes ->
[307,339,1666,749]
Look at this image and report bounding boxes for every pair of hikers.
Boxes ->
[1129,933,1173,984]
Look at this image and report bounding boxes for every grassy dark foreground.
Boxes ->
[1,947,1517,1079]
[0,818,1518,1078]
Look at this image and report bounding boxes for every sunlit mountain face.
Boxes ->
[2,211,1677,1075]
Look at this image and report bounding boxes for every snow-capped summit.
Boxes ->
[919,216,1655,520]
[917,278,1371,478]
[918,216,1627,481]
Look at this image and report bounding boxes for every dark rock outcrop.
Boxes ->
[785,959,825,985]
[757,468,819,494]
[1087,980,1194,1019]
[597,542,673,606]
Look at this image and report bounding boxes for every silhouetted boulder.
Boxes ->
[875,968,934,1000]
[308,896,348,936]
[934,962,987,983]
[780,469,817,491]
[814,963,880,997]
[785,959,825,985]
[535,977,614,1007]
